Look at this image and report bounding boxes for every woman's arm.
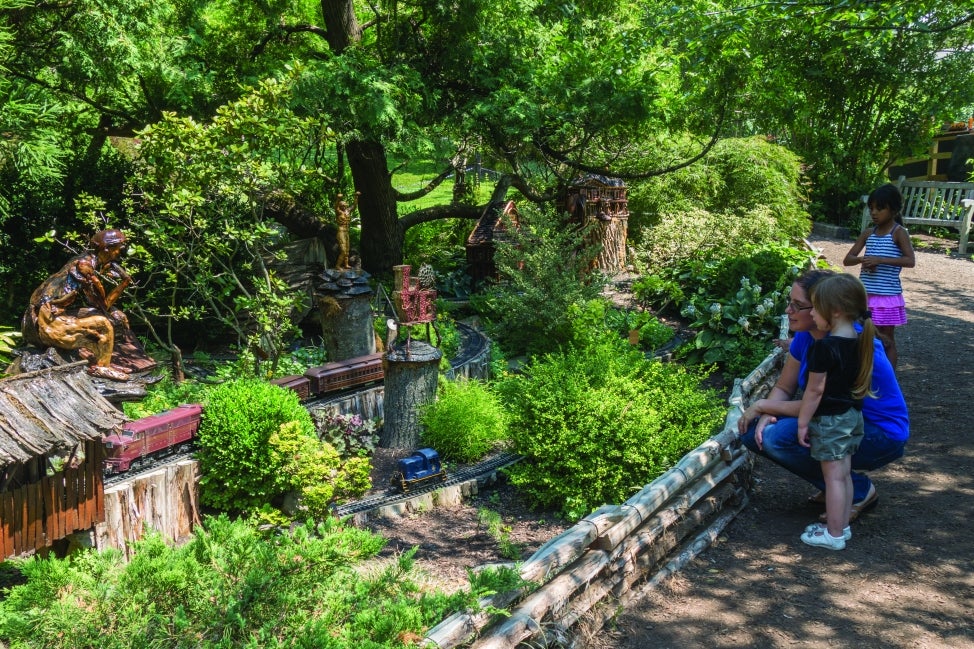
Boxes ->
[737,354,802,435]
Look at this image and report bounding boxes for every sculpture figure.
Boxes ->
[21,229,135,381]
[334,191,360,270]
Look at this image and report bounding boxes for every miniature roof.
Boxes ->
[569,174,626,188]
[0,362,127,466]
[467,200,520,246]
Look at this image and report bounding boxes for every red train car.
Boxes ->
[270,374,312,400]
[103,403,202,474]
[303,352,384,395]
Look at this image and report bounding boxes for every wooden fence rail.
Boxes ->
[422,346,786,649]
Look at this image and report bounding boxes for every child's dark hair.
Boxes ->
[797,268,834,295]
[809,273,876,399]
[868,183,904,225]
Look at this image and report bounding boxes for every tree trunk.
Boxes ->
[347,139,404,274]
[317,292,376,362]
[320,0,361,53]
[380,341,441,449]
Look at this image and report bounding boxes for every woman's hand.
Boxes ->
[737,402,762,435]
[752,413,777,450]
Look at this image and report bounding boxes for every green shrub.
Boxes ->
[633,205,790,271]
[627,135,810,247]
[0,516,474,648]
[496,338,724,521]
[0,326,22,374]
[121,376,211,419]
[269,421,372,518]
[420,378,508,463]
[195,378,316,512]
[471,204,606,358]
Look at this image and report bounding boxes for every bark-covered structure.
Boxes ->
[1,362,126,558]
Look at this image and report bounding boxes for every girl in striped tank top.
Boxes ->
[843,183,915,368]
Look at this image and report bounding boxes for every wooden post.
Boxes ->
[380,340,441,449]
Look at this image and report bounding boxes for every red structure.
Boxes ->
[1,364,126,559]
[392,265,437,325]
[466,200,521,284]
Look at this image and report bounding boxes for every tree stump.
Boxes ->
[594,215,628,273]
[380,340,442,449]
[316,269,375,362]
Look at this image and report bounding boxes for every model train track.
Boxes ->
[103,448,196,487]
[332,450,522,517]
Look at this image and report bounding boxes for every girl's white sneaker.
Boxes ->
[801,525,846,550]
[804,522,852,541]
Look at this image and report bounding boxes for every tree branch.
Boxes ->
[533,99,730,181]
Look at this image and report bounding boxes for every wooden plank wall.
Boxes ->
[0,441,105,559]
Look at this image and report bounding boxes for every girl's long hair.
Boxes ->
[809,273,876,399]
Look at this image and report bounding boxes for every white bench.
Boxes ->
[861,176,974,254]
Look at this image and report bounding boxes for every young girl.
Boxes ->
[844,183,915,368]
[797,273,876,550]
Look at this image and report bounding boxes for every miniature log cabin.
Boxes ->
[0,362,126,559]
[466,200,521,284]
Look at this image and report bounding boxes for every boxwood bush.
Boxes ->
[196,378,317,512]
[419,378,508,463]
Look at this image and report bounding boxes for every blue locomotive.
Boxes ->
[391,448,447,493]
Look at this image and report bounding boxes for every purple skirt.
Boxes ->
[868,294,907,327]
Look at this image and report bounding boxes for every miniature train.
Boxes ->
[390,448,447,493]
[103,353,385,476]
[271,352,385,400]
[103,403,203,474]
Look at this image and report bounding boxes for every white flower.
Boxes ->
[709,303,722,314]
[755,304,766,315]
[737,316,750,331]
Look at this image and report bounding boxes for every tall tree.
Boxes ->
[663,0,974,222]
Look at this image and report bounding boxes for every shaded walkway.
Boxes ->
[599,236,974,649]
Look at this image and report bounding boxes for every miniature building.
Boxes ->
[392,265,436,325]
[563,175,630,273]
[466,200,521,284]
[0,363,127,559]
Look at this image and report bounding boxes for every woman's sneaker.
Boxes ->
[804,522,852,541]
[801,525,847,550]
